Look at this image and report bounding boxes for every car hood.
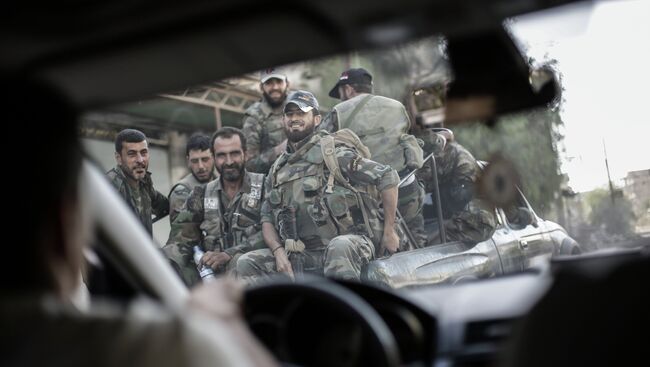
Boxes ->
[364,240,496,288]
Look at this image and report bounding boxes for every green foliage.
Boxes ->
[453,107,564,215]
[585,188,636,235]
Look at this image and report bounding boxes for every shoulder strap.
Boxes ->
[203,180,221,211]
[340,94,373,128]
[320,135,355,194]
[247,172,264,207]
[268,152,288,187]
[320,135,375,239]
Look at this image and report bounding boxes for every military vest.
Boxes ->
[334,94,422,174]
[200,172,265,251]
[267,132,384,249]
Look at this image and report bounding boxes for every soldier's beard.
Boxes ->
[219,163,244,182]
[286,125,315,143]
[122,162,147,181]
[263,89,288,108]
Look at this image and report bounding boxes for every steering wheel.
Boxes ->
[243,276,400,367]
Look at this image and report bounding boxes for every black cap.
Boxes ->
[284,90,319,113]
[328,68,373,99]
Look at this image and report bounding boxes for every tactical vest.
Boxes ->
[334,94,423,174]
[268,131,385,249]
[200,172,265,251]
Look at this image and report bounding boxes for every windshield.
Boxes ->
[80,0,649,289]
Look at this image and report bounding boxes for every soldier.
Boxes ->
[416,129,497,245]
[237,91,401,283]
[321,68,427,247]
[164,127,266,286]
[107,128,169,236]
[168,133,216,223]
[242,67,290,174]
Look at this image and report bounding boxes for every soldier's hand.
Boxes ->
[381,229,400,254]
[273,247,294,278]
[202,251,232,270]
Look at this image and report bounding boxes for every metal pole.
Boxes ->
[399,153,446,244]
[428,154,446,243]
[603,139,615,204]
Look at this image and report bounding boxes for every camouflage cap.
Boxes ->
[260,67,287,83]
[284,90,319,113]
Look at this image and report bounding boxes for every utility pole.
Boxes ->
[603,139,615,204]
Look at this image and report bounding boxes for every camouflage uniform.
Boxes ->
[242,100,286,174]
[164,171,265,286]
[320,94,427,247]
[168,172,215,224]
[416,132,496,245]
[237,130,400,283]
[106,165,169,235]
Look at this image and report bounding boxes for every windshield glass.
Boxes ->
[80,0,649,289]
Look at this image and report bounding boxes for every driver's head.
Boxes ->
[2,78,84,297]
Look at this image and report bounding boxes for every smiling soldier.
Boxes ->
[107,129,169,236]
[165,127,266,286]
[237,91,401,283]
[241,68,290,174]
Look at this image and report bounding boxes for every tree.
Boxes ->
[452,106,564,216]
[585,188,636,236]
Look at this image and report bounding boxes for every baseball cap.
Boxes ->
[284,90,319,113]
[260,67,287,83]
[328,68,373,98]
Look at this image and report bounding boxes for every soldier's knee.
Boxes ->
[236,252,257,276]
[326,236,355,258]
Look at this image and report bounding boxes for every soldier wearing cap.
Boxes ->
[241,68,290,174]
[321,68,427,248]
[237,90,401,283]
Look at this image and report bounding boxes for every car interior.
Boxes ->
[3,0,648,366]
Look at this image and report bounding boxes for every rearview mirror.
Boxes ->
[408,26,560,127]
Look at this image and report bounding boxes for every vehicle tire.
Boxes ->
[560,238,582,256]
[243,276,401,367]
